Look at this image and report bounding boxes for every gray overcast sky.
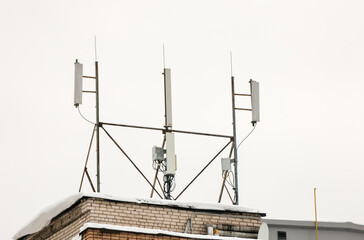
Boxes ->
[1,0,364,239]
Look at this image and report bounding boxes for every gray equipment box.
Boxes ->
[221,158,231,171]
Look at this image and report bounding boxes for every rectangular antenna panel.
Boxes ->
[164,68,173,127]
[250,80,260,123]
[165,132,176,175]
[74,61,83,106]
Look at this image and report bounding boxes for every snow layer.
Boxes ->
[13,193,84,239]
[14,192,264,240]
[72,222,256,240]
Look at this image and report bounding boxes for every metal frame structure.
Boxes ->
[75,56,259,205]
[76,60,101,193]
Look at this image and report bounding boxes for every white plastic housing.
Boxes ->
[250,80,260,124]
[165,132,176,175]
[74,61,83,106]
[221,158,231,172]
[164,68,173,127]
[207,226,214,236]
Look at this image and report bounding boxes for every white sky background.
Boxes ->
[1,0,364,239]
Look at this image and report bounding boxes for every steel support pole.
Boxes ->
[231,76,239,205]
[95,61,101,192]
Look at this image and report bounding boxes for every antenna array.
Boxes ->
[73,49,260,205]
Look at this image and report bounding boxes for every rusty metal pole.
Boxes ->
[218,171,228,203]
[95,61,101,192]
[231,75,239,205]
[150,165,160,198]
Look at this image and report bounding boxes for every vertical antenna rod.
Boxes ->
[163,43,166,69]
[95,60,101,192]
[94,36,98,61]
[230,52,239,205]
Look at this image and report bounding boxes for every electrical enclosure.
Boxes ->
[221,158,231,172]
[250,80,260,124]
[152,146,164,162]
[74,61,83,106]
[165,132,176,175]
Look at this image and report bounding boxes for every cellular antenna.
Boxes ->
[230,53,239,205]
[73,51,101,193]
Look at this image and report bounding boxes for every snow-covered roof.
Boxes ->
[82,192,264,214]
[14,193,83,240]
[72,222,257,240]
[14,192,265,240]
[264,219,364,232]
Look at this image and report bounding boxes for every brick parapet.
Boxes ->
[86,198,262,236]
[19,196,262,240]
[82,228,231,240]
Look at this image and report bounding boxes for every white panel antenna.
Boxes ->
[164,68,173,128]
[250,80,260,124]
[165,132,176,175]
[74,60,83,107]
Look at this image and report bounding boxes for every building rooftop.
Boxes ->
[15,192,265,239]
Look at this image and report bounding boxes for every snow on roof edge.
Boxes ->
[14,192,264,240]
[13,193,84,240]
[73,222,257,240]
[82,192,264,214]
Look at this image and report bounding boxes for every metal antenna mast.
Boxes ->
[94,36,101,192]
[162,45,176,200]
[227,52,261,205]
[95,60,100,192]
[230,52,239,205]
[74,40,101,192]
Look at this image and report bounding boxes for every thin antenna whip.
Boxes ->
[163,43,166,68]
[94,35,98,61]
[230,51,233,76]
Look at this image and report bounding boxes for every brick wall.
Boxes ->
[20,196,263,240]
[86,198,262,238]
[82,228,213,240]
